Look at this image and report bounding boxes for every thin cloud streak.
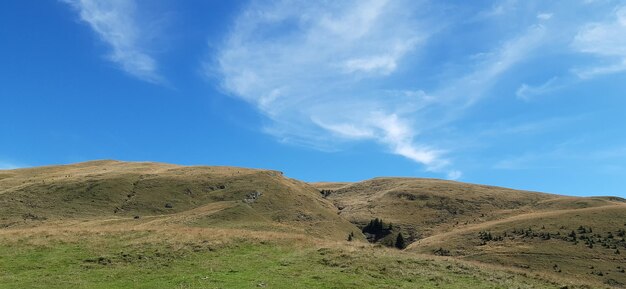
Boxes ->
[63,0,163,83]
[516,77,560,101]
[421,24,548,131]
[459,24,547,104]
[494,145,626,171]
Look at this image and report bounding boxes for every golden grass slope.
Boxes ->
[0,160,360,241]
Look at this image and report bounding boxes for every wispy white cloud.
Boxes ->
[516,77,561,101]
[213,1,552,179]
[572,5,626,78]
[214,0,451,172]
[437,24,547,108]
[573,59,626,79]
[536,13,553,20]
[476,0,519,19]
[63,0,162,83]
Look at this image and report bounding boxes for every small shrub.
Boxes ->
[319,190,333,198]
[433,247,450,256]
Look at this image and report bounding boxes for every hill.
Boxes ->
[313,177,626,287]
[313,177,623,237]
[407,201,626,287]
[1,161,625,288]
[0,160,359,240]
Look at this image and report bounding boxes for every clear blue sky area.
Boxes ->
[2,1,626,197]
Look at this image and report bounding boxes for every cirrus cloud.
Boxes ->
[63,0,163,83]
[213,0,452,171]
[572,5,626,78]
[212,0,552,179]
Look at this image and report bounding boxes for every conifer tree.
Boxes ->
[395,232,406,249]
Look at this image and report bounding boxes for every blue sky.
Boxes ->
[1,0,626,197]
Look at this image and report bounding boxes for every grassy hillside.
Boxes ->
[408,203,626,287]
[314,177,624,237]
[0,160,359,241]
[315,178,552,238]
[313,177,626,287]
[1,161,624,288]
[0,217,567,289]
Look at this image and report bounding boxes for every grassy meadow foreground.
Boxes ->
[0,219,558,289]
[1,161,625,288]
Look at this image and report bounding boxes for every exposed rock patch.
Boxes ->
[243,191,263,203]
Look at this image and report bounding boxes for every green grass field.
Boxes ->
[0,230,566,289]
